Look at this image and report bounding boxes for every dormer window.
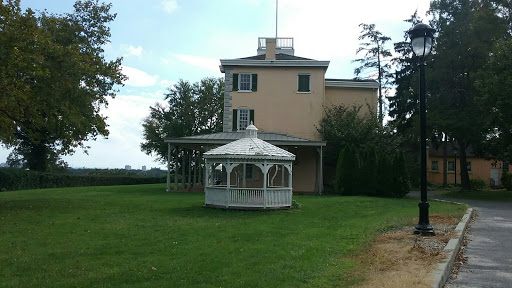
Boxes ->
[297,74,311,93]
[233,73,258,92]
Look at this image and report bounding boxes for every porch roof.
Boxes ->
[164,131,326,148]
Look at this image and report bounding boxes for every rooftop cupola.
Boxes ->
[245,122,258,138]
[257,37,295,57]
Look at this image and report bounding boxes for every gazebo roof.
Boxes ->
[203,124,296,161]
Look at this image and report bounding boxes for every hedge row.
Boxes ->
[0,168,166,191]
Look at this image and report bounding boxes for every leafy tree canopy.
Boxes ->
[141,78,224,163]
[0,0,125,171]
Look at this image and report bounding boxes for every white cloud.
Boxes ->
[175,54,221,74]
[274,0,431,78]
[161,0,178,14]
[62,95,167,169]
[122,45,143,56]
[122,65,159,87]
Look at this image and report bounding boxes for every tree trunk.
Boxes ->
[457,140,471,190]
[27,143,48,172]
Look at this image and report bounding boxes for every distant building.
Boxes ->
[142,165,147,172]
[125,165,131,170]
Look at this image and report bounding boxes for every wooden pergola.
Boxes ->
[203,124,295,209]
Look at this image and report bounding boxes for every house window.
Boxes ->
[240,74,251,91]
[431,160,439,172]
[232,73,258,92]
[232,108,254,131]
[238,108,249,130]
[447,161,455,172]
[297,74,311,92]
[467,161,472,172]
[503,162,509,172]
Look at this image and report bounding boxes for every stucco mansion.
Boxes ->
[165,37,378,194]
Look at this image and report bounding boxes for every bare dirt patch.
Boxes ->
[353,214,460,288]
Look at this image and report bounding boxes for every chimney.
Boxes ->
[265,38,276,60]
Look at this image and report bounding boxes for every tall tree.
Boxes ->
[427,0,510,189]
[140,78,224,163]
[474,37,512,162]
[387,11,423,136]
[352,23,393,123]
[0,0,125,171]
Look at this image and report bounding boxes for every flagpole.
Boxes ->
[275,0,278,38]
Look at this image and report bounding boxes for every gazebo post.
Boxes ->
[242,163,247,188]
[226,160,231,208]
[174,146,179,191]
[181,149,186,189]
[288,163,293,190]
[263,160,268,209]
[281,164,285,187]
[166,143,171,192]
[188,150,192,188]
[193,150,198,186]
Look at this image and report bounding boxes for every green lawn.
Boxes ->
[0,184,465,287]
[442,189,512,201]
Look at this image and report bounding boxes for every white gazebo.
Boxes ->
[203,123,295,209]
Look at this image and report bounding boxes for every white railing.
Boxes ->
[258,37,294,50]
[205,186,292,208]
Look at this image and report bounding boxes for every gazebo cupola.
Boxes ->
[203,123,295,209]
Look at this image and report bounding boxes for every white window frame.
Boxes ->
[239,73,252,92]
[467,161,472,172]
[297,74,311,93]
[238,108,249,131]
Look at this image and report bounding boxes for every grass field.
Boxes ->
[0,184,466,287]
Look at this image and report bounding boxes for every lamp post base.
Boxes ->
[414,201,435,235]
[414,223,435,235]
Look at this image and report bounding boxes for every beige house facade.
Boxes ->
[165,37,378,194]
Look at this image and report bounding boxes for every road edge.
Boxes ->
[431,204,474,288]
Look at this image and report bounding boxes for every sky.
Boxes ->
[0,0,431,169]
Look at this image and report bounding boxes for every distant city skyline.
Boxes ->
[0,0,431,169]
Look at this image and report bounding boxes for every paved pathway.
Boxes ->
[409,191,512,288]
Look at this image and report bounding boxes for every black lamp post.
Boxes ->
[409,23,436,236]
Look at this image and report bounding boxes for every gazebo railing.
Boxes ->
[205,186,292,208]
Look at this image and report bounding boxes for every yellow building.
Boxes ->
[165,37,378,194]
[428,145,510,187]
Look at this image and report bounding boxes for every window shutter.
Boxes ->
[251,74,257,91]
[232,109,238,131]
[232,73,239,91]
[249,109,254,125]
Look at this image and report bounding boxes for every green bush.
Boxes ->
[469,178,487,190]
[0,168,166,191]
[502,172,512,191]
